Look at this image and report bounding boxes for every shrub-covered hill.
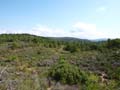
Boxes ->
[0,34,120,90]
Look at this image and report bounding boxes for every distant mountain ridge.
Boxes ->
[0,33,108,42]
[49,37,108,42]
[49,37,91,42]
[92,38,108,42]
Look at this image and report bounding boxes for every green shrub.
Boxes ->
[109,67,120,80]
[9,42,21,49]
[8,55,18,61]
[84,74,101,90]
[64,44,78,53]
[48,59,87,85]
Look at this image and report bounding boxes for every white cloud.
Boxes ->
[71,22,106,39]
[29,25,69,37]
[0,22,118,39]
[96,6,106,12]
[0,28,26,34]
[27,22,106,39]
[0,28,7,34]
[97,28,120,39]
[72,22,96,32]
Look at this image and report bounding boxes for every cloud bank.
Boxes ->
[0,22,117,39]
[28,22,106,39]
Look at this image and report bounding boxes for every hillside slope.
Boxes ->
[0,34,120,90]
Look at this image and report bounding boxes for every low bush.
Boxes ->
[48,58,87,85]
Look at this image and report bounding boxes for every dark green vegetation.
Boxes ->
[49,59,87,85]
[0,34,120,90]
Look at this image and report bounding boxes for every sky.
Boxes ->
[0,0,120,39]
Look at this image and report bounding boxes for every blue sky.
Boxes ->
[0,0,120,39]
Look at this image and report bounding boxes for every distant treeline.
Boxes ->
[0,34,120,52]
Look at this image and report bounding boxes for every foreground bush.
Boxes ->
[48,59,87,85]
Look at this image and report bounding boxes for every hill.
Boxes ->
[0,34,120,90]
[49,37,91,42]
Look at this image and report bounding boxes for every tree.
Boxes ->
[107,39,120,49]
[64,43,78,53]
